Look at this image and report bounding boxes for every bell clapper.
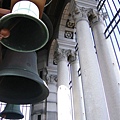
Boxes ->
[1,114,6,119]
[0,28,10,39]
[0,18,22,39]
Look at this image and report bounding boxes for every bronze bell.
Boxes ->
[0,0,49,52]
[42,13,53,40]
[0,49,49,104]
[0,104,24,119]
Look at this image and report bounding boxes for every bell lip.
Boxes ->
[0,112,24,119]
[0,68,49,104]
[0,13,49,52]
[42,13,53,39]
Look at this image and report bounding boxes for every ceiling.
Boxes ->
[0,0,70,52]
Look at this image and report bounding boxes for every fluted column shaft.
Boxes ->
[69,52,86,120]
[54,49,72,120]
[73,6,109,120]
[90,10,120,120]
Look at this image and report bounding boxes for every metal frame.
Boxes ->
[97,0,120,70]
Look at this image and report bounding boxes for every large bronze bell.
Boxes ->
[0,104,24,119]
[0,50,49,104]
[0,0,49,52]
[42,13,53,40]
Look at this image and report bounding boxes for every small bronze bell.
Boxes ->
[0,104,24,119]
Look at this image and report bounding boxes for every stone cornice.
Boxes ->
[75,0,98,9]
[57,39,76,51]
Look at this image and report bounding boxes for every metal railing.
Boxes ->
[97,0,120,70]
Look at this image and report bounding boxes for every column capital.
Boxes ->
[46,74,57,84]
[88,9,106,27]
[73,6,89,23]
[68,51,79,64]
[53,48,71,64]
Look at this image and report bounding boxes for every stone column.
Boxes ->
[69,51,86,120]
[89,10,120,120]
[54,48,72,120]
[73,6,109,120]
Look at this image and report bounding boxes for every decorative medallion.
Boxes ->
[64,30,73,39]
[66,19,75,29]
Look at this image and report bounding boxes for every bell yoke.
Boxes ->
[11,0,47,19]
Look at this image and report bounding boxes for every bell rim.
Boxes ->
[0,13,49,52]
[0,112,24,119]
[0,68,49,104]
[42,13,53,39]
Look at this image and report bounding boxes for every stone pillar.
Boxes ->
[69,51,86,120]
[73,6,109,120]
[89,10,120,120]
[54,48,72,120]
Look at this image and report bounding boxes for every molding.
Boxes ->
[57,39,76,51]
[31,109,45,115]
[46,66,57,75]
[75,0,97,9]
